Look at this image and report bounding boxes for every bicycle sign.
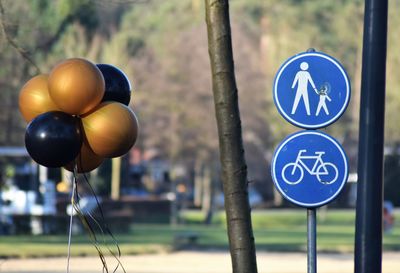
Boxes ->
[282,149,338,185]
[272,130,349,208]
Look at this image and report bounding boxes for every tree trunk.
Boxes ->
[202,166,214,224]
[204,1,258,272]
[194,160,203,207]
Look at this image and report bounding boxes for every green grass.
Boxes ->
[1,209,399,258]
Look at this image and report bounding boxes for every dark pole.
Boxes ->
[307,209,317,273]
[355,0,388,272]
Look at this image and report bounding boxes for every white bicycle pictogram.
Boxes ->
[281,149,338,185]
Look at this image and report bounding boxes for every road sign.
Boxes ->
[271,130,349,208]
[273,51,351,129]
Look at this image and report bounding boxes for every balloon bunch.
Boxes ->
[19,58,139,172]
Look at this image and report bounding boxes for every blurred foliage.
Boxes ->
[1,0,400,200]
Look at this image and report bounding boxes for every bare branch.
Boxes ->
[0,0,41,74]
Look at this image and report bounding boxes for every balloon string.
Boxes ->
[66,155,126,273]
[75,152,125,273]
[82,172,126,273]
[66,168,77,273]
[71,171,109,273]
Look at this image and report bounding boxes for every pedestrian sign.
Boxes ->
[273,51,351,129]
[271,130,349,208]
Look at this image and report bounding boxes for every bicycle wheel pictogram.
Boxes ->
[316,162,338,184]
[282,163,304,185]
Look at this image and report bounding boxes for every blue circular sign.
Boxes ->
[273,52,351,129]
[271,130,349,208]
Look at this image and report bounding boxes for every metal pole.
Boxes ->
[307,208,317,273]
[355,0,388,272]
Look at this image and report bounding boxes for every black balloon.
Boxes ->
[25,111,82,168]
[97,64,131,105]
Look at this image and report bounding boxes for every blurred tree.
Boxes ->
[1,0,400,206]
[384,152,400,206]
[0,0,102,147]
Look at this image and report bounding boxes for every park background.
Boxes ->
[0,0,399,270]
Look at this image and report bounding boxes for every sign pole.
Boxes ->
[307,208,317,273]
[272,49,350,273]
[355,0,388,272]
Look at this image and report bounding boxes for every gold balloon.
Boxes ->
[48,58,105,115]
[19,74,60,122]
[82,102,139,158]
[64,137,104,173]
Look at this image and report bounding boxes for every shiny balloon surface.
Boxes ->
[82,102,138,158]
[97,64,131,106]
[64,138,104,173]
[25,111,82,168]
[19,74,59,122]
[48,58,105,115]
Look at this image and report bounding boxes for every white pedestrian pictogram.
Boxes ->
[281,149,338,185]
[274,51,351,129]
[291,62,317,116]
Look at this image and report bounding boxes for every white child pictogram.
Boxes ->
[316,86,331,116]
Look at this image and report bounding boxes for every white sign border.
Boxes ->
[273,52,351,129]
[271,130,349,208]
